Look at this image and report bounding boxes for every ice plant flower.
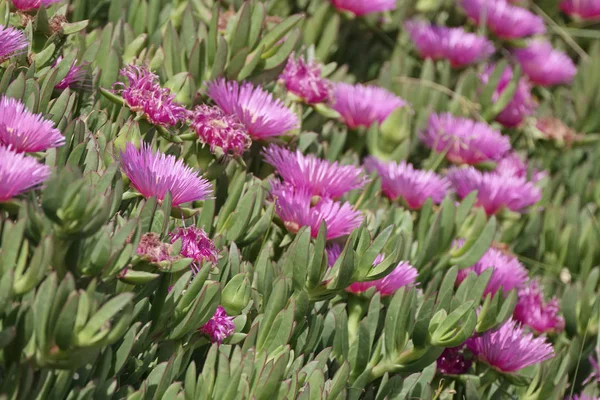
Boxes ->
[364,156,450,209]
[271,183,363,240]
[0,96,65,153]
[560,0,600,20]
[114,65,187,127]
[513,280,565,334]
[332,83,407,129]
[437,346,473,375]
[190,105,251,157]
[10,0,62,11]
[460,0,546,39]
[207,78,299,139]
[0,146,51,202]
[405,20,494,67]
[568,395,600,400]
[199,306,235,344]
[448,166,542,215]
[496,152,546,182]
[514,41,577,87]
[583,349,600,384]
[480,64,537,127]
[466,319,554,372]
[0,25,27,61]
[136,233,172,264]
[280,56,332,104]
[170,226,218,273]
[326,243,343,267]
[346,261,418,296]
[120,143,212,207]
[53,56,87,90]
[263,145,366,199]
[421,113,511,165]
[329,0,396,16]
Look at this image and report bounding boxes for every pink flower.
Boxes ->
[496,152,547,182]
[280,56,332,104]
[263,145,366,199]
[120,143,212,207]
[514,41,577,87]
[332,83,407,129]
[513,281,565,334]
[0,25,27,61]
[437,346,473,375]
[364,156,450,209]
[583,349,600,385]
[11,0,61,11]
[560,0,600,20]
[329,0,396,16]
[190,105,251,157]
[421,113,511,165]
[53,56,87,90]
[0,96,65,153]
[199,306,235,344]
[0,146,51,202]
[207,78,299,139]
[170,226,217,273]
[346,261,418,296]
[466,319,554,372]
[405,20,494,67]
[326,243,343,267]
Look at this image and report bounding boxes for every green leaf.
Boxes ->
[77,293,134,344]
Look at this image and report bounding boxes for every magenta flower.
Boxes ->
[136,233,172,264]
[0,96,64,153]
[113,65,187,127]
[11,0,61,11]
[326,243,343,267]
[170,226,218,273]
[199,306,235,344]
[437,346,473,375]
[466,319,554,372]
[569,395,600,400]
[332,83,407,129]
[421,113,511,165]
[263,145,366,199]
[346,261,418,296]
[514,41,577,87]
[120,143,212,207]
[329,0,396,16]
[513,281,565,334]
[497,152,547,182]
[207,78,299,139]
[280,56,332,104]
[448,166,542,215]
[0,146,51,202]
[0,25,27,61]
[364,156,450,209]
[583,349,600,385]
[271,182,363,240]
[53,56,87,90]
[560,0,600,20]
[405,20,494,68]
[460,0,546,39]
[190,105,251,157]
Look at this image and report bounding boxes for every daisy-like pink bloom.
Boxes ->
[448,166,542,215]
[263,145,366,199]
[113,65,187,127]
[53,56,87,90]
[329,0,396,16]
[199,306,235,344]
[455,242,528,296]
[136,233,172,264]
[170,226,218,274]
[466,319,554,372]
[190,105,251,157]
[513,280,565,334]
[364,156,450,209]
[0,96,64,153]
[0,146,51,202]
[560,0,600,20]
[514,41,577,87]
[120,143,212,207]
[280,56,332,104]
[346,261,418,296]
[480,64,537,127]
[271,182,363,240]
[332,83,407,129]
[421,113,511,165]
[0,25,27,62]
[11,0,61,11]
[405,20,495,68]
[497,152,546,182]
[207,78,299,139]
[460,0,546,39]
[437,346,473,375]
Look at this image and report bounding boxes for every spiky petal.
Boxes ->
[448,166,542,215]
[0,146,51,202]
[437,346,473,375]
[120,143,212,207]
[346,261,418,296]
[496,152,546,182]
[53,56,87,90]
[326,243,343,267]
[10,0,61,11]
[114,65,188,127]
[421,113,511,165]
[263,145,366,199]
[364,156,450,209]
[207,78,299,139]
[190,105,251,157]
[0,25,27,61]
[0,96,64,153]
[514,41,577,87]
[329,0,396,16]
[170,226,218,273]
[560,0,600,20]
[280,56,332,104]
[466,319,554,372]
[405,20,494,67]
[332,83,407,129]
[199,306,235,344]
[513,281,565,334]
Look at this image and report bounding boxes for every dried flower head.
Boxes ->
[346,261,418,296]
[170,226,218,273]
[513,280,565,334]
[514,41,577,87]
[11,0,61,11]
[136,233,172,264]
[560,0,600,20]
[329,0,396,16]
[120,143,212,207]
[437,346,473,375]
[280,56,332,104]
[190,105,251,157]
[0,25,27,61]
[199,306,235,344]
[0,146,51,202]
[536,117,583,146]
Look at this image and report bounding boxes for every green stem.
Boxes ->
[347,295,366,344]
